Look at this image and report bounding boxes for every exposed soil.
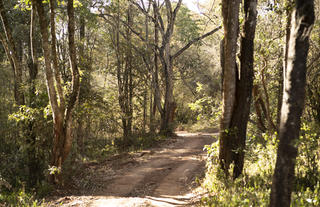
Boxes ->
[47,131,217,207]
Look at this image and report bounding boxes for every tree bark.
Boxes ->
[229,0,257,179]
[158,0,182,135]
[269,0,314,206]
[261,59,277,132]
[218,0,240,174]
[32,0,80,184]
[277,1,292,131]
[64,0,80,163]
[113,1,134,143]
[253,85,267,132]
[26,5,40,187]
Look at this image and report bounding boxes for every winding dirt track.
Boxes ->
[55,132,216,207]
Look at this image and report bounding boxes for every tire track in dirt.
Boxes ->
[88,132,216,207]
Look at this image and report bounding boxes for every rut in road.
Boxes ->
[89,132,215,207]
[51,132,216,207]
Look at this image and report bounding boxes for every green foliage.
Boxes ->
[201,129,275,206]
[14,0,31,11]
[202,121,320,206]
[175,5,200,43]
[0,187,45,207]
[186,83,221,131]
[296,123,320,191]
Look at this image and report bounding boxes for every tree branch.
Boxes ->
[172,25,222,59]
[152,1,165,35]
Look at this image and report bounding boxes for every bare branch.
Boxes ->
[172,25,222,59]
[129,0,155,22]
[152,1,165,35]
[172,0,182,20]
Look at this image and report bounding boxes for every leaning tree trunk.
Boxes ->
[218,0,240,174]
[229,0,257,179]
[269,0,314,206]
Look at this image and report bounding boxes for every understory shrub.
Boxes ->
[201,122,320,206]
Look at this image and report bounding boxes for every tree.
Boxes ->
[218,0,257,178]
[229,0,258,178]
[0,0,25,105]
[31,0,80,183]
[269,0,315,206]
[118,2,134,142]
[218,0,240,175]
[132,0,221,135]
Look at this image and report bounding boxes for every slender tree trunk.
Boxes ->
[151,1,161,133]
[26,5,40,186]
[77,13,86,153]
[229,0,257,179]
[127,3,133,138]
[0,0,25,105]
[143,88,147,133]
[277,1,292,131]
[253,85,267,132]
[63,0,80,164]
[218,0,240,174]
[50,0,64,109]
[33,0,62,183]
[114,1,133,144]
[261,59,277,132]
[32,0,80,184]
[269,0,314,206]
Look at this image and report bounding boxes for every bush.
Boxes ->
[201,122,320,206]
[0,187,45,207]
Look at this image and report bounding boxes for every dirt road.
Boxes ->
[51,132,216,207]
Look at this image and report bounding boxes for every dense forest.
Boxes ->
[0,0,319,206]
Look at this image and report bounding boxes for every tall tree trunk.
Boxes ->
[64,0,80,165]
[158,0,183,135]
[218,0,240,174]
[277,1,293,131]
[32,0,80,184]
[114,1,133,144]
[0,0,25,105]
[127,3,133,139]
[26,5,40,186]
[32,0,61,183]
[159,42,175,135]
[77,12,86,153]
[229,0,257,179]
[269,0,314,206]
[260,59,277,132]
[143,88,147,133]
[50,0,64,110]
[150,1,161,133]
